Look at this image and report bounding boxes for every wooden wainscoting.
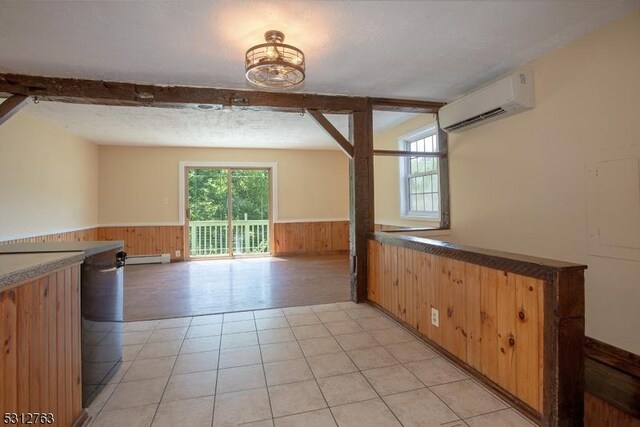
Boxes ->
[0,263,85,426]
[368,234,586,427]
[273,221,349,256]
[0,228,99,245]
[98,226,184,261]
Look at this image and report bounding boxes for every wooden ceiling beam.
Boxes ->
[307,109,353,158]
[0,73,446,114]
[0,94,31,127]
[370,97,445,114]
[0,73,368,113]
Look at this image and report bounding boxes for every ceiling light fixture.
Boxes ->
[245,30,305,89]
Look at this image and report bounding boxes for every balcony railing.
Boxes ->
[189,220,269,257]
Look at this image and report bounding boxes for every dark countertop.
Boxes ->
[0,240,124,257]
[371,232,587,278]
[0,252,85,289]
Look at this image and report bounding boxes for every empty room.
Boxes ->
[0,1,638,426]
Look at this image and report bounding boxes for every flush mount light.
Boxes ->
[245,30,305,89]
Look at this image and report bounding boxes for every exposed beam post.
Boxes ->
[436,116,451,229]
[349,105,374,302]
[307,109,353,158]
[0,95,30,127]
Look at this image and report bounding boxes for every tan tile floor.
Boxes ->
[87,302,537,427]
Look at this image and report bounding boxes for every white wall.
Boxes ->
[448,11,640,354]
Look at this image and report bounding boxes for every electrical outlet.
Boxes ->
[431,307,439,327]
[175,250,181,257]
[162,197,169,205]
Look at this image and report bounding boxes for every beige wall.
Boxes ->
[374,114,440,228]
[98,146,349,224]
[448,11,640,354]
[0,112,98,240]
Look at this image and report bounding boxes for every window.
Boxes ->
[400,125,440,219]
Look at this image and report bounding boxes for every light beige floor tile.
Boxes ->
[152,396,214,427]
[87,384,116,416]
[298,336,344,357]
[121,330,153,345]
[190,314,223,326]
[369,327,414,345]
[310,303,343,313]
[282,306,313,315]
[264,358,313,386]
[431,379,508,418]
[222,320,257,334]
[334,332,379,351]
[173,350,219,375]
[275,408,336,427]
[162,370,216,402]
[258,328,296,344]
[106,361,132,384]
[213,388,271,427]
[307,352,358,378]
[180,336,220,354]
[268,379,327,418]
[217,364,266,394]
[148,327,188,343]
[122,356,176,382]
[292,324,331,340]
[138,340,183,359]
[405,358,468,386]
[362,364,424,396]
[317,310,350,323]
[334,301,358,310]
[220,331,259,349]
[330,398,401,427]
[383,388,459,427]
[219,345,262,368]
[261,341,303,363]
[223,311,254,322]
[347,346,398,370]
[344,306,381,320]
[355,317,397,331]
[317,372,377,406]
[186,323,223,338]
[256,317,290,330]
[465,408,536,426]
[243,420,274,427]
[103,377,167,410]
[156,317,192,329]
[286,313,321,326]
[325,320,364,336]
[384,341,438,363]
[124,320,160,332]
[91,404,157,427]
[254,308,285,319]
[123,344,143,361]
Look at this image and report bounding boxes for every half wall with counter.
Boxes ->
[368,232,586,427]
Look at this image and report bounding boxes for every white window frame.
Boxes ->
[398,124,441,221]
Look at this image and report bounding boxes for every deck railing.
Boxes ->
[189,220,269,256]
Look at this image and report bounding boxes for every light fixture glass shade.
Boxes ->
[245,30,305,88]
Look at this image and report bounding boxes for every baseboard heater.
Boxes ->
[126,254,171,265]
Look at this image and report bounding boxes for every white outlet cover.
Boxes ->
[431,307,439,327]
[175,250,181,257]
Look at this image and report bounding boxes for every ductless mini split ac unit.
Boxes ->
[439,71,535,133]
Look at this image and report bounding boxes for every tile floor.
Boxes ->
[87,302,537,427]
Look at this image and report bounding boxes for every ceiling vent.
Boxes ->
[439,71,535,133]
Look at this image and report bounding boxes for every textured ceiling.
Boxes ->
[1,1,638,148]
[0,1,637,101]
[24,102,420,149]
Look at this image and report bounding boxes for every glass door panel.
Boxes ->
[187,168,230,257]
[230,169,270,256]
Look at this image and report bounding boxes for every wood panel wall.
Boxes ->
[368,240,545,413]
[273,221,349,256]
[0,264,84,426]
[0,228,99,245]
[98,226,185,261]
[585,392,640,427]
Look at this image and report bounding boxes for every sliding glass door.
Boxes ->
[187,167,271,258]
